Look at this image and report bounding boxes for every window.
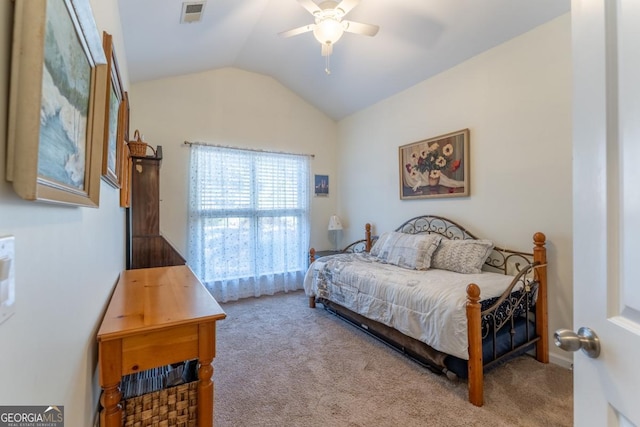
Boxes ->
[187,145,310,302]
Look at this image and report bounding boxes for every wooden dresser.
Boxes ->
[97,265,226,426]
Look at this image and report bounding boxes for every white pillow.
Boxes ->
[369,232,390,257]
[430,239,494,274]
[375,231,442,270]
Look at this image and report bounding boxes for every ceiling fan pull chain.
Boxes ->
[325,49,331,75]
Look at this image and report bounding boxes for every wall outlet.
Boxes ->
[0,236,15,325]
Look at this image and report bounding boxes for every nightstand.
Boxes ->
[315,250,342,258]
[309,249,342,265]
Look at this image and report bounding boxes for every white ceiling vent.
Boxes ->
[181,1,206,24]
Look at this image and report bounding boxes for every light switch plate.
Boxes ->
[0,235,15,325]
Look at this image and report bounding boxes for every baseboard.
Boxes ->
[549,351,573,370]
[93,404,100,427]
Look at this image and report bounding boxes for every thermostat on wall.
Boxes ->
[0,236,16,325]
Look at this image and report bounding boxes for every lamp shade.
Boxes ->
[328,215,343,231]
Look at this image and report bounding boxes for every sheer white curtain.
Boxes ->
[187,144,310,302]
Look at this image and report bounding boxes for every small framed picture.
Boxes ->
[314,174,329,197]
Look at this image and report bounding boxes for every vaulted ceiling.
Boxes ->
[119,0,570,120]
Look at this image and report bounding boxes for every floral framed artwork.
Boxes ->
[6,0,107,207]
[399,129,470,199]
[101,32,125,188]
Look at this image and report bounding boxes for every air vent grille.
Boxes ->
[181,1,206,23]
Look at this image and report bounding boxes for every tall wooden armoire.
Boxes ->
[127,146,186,269]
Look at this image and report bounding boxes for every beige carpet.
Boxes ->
[213,291,572,427]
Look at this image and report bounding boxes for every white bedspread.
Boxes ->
[303,253,516,360]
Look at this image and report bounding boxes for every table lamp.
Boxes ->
[328,215,343,250]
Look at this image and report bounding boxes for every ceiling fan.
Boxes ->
[279,0,379,74]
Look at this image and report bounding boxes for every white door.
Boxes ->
[571,0,640,425]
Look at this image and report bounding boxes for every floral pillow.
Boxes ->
[374,231,442,270]
[430,239,494,274]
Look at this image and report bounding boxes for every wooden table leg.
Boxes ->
[99,340,123,427]
[198,322,215,426]
[100,382,123,427]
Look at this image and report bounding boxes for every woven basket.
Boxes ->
[128,130,156,157]
[123,381,198,427]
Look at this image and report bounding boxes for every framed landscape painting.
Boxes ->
[119,92,131,207]
[399,129,470,200]
[101,31,124,188]
[6,0,107,207]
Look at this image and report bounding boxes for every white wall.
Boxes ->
[129,68,339,253]
[0,1,128,425]
[337,15,573,366]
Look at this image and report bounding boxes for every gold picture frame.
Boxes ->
[119,92,131,208]
[101,31,124,188]
[6,0,107,207]
[399,129,470,200]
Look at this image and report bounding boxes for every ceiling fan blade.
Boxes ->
[298,0,322,15]
[343,20,379,37]
[278,24,316,38]
[336,0,359,16]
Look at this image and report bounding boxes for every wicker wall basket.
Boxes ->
[123,381,198,427]
[127,130,156,157]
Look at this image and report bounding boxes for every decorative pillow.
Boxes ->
[430,239,494,274]
[369,232,391,257]
[375,231,442,270]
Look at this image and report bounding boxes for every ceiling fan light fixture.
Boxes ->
[279,0,379,75]
[313,18,344,45]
